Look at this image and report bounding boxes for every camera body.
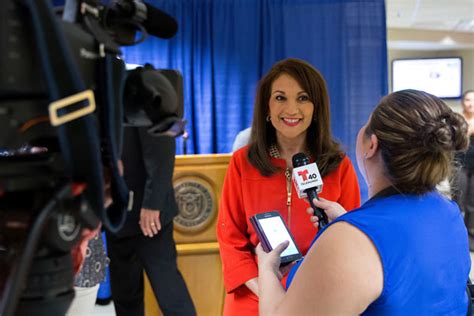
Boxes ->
[0,0,182,314]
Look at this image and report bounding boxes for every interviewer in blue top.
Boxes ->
[256,89,472,315]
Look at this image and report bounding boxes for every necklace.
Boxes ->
[269,144,281,158]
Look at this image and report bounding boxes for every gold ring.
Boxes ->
[151,223,156,226]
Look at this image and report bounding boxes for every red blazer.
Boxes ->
[217,146,361,316]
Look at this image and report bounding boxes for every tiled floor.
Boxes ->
[91,303,115,316]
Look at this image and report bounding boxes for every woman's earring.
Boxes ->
[266,115,271,122]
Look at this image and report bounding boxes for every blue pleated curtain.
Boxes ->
[123,0,388,200]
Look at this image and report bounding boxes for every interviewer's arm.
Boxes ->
[256,242,289,315]
[258,222,383,316]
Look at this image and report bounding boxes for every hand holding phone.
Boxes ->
[255,240,292,281]
[250,211,302,265]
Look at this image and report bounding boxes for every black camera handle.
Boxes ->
[76,0,122,55]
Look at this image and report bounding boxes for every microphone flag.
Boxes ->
[292,163,323,199]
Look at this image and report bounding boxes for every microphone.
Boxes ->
[142,3,178,39]
[292,153,328,229]
[112,0,178,39]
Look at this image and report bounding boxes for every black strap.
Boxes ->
[23,0,127,231]
[97,54,128,231]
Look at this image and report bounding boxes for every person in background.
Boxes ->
[217,58,361,316]
[455,90,474,250]
[67,232,108,316]
[257,89,471,315]
[232,127,251,152]
[106,129,195,316]
[67,161,123,316]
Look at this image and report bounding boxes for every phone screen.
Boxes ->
[258,216,300,257]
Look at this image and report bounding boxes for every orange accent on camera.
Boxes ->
[19,116,50,132]
[71,183,87,196]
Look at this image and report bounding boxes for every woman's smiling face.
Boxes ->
[268,73,314,143]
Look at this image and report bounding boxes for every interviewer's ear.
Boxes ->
[365,134,379,159]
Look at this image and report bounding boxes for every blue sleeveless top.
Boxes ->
[286,191,471,315]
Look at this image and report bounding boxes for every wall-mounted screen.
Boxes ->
[392,57,462,99]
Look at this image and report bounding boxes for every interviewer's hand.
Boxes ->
[140,208,161,237]
[307,197,347,228]
[256,241,292,280]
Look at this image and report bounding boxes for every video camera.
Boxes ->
[0,0,184,314]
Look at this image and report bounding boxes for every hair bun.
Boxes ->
[421,113,469,152]
[421,119,452,152]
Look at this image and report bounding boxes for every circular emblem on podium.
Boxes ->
[173,176,215,232]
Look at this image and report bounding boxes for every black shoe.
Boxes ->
[96,297,112,306]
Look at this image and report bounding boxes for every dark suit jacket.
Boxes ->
[116,127,179,237]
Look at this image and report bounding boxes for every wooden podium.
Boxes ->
[144,154,231,316]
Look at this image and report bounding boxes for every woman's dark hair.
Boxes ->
[366,89,469,194]
[247,58,343,177]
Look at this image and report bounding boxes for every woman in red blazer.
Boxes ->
[217,58,361,316]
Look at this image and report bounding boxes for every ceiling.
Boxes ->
[386,0,474,32]
[386,0,474,50]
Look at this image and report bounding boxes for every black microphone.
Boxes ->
[112,0,178,39]
[292,153,328,229]
[142,3,178,39]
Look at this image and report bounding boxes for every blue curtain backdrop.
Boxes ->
[122,0,388,200]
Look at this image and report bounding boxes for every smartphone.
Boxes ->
[250,211,302,265]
